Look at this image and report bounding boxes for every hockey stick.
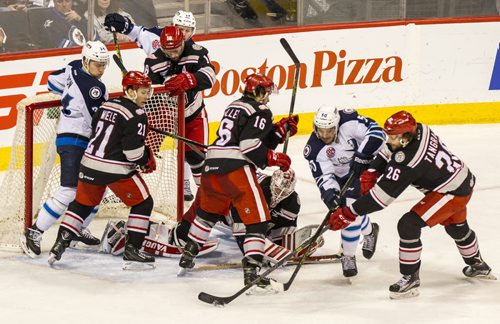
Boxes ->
[193,254,341,272]
[112,30,126,76]
[282,172,356,292]
[197,225,334,306]
[279,38,300,154]
[150,127,207,158]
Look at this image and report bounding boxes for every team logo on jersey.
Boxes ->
[343,108,355,114]
[303,145,311,157]
[192,44,202,51]
[394,151,405,163]
[326,146,335,158]
[89,86,102,99]
[136,109,145,115]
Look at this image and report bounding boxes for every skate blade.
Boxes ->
[177,267,188,277]
[69,240,79,249]
[122,261,156,271]
[246,280,283,295]
[466,273,497,281]
[389,288,419,299]
[19,236,38,259]
[47,253,58,266]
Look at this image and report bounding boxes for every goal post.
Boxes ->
[0,87,185,250]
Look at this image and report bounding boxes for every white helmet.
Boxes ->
[270,168,296,208]
[173,10,196,28]
[81,40,109,65]
[313,104,340,129]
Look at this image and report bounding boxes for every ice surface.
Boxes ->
[1,124,499,324]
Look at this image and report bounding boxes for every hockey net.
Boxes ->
[0,87,185,249]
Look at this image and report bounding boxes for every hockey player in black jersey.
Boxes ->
[327,111,494,298]
[48,71,157,270]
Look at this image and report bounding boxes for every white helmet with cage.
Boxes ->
[270,168,297,208]
[173,10,196,28]
[81,40,109,65]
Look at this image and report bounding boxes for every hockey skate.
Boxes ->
[122,243,155,270]
[20,226,43,258]
[183,179,194,201]
[362,223,379,260]
[341,254,358,278]
[389,271,420,299]
[178,240,200,276]
[69,228,101,248]
[463,258,496,280]
[243,257,283,295]
[48,228,75,265]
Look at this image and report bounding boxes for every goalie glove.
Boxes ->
[164,72,197,96]
[140,146,156,174]
[104,13,133,34]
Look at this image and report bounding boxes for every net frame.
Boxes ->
[0,87,185,249]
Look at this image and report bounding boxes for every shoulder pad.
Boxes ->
[303,133,323,160]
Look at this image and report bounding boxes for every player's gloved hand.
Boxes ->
[267,149,291,172]
[104,13,133,34]
[164,72,197,96]
[327,206,358,231]
[140,146,156,174]
[274,114,299,143]
[350,151,372,176]
[360,169,381,195]
[321,188,345,210]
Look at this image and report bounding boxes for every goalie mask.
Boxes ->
[270,168,296,208]
[313,104,340,145]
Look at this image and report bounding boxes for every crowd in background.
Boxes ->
[1,0,499,54]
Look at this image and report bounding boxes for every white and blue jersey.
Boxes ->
[303,109,386,200]
[47,60,108,148]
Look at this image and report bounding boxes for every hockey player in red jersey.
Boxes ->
[48,71,157,270]
[327,111,494,298]
[178,73,298,293]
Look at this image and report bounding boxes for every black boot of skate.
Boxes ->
[20,225,43,258]
[362,223,379,260]
[341,254,358,278]
[243,257,282,295]
[70,228,101,248]
[122,243,155,270]
[463,255,495,280]
[389,271,421,299]
[178,240,200,275]
[48,228,75,265]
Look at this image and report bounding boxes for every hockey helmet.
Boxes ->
[313,105,340,129]
[244,73,277,95]
[173,10,196,28]
[160,26,184,50]
[81,40,109,65]
[384,111,417,135]
[122,71,152,92]
[270,168,296,205]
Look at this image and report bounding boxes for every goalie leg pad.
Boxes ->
[98,220,127,255]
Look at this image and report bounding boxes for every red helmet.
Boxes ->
[384,111,417,135]
[122,71,152,92]
[160,26,184,50]
[243,73,276,94]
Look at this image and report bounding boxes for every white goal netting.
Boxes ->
[0,88,184,249]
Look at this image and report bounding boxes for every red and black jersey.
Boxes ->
[203,96,282,174]
[351,123,475,215]
[144,42,216,121]
[79,97,150,185]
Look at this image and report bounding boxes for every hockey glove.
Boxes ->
[140,146,156,174]
[327,206,358,231]
[164,72,197,96]
[104,13,133,34]
[321,188,346,210]
[267,149,291,172]
[274,114,299,143]
[350,151,373,177]
[360,169,381,196]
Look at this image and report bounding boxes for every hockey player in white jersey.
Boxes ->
[104,10,203,201]
[20,41,109,258]
[303,105,386,278]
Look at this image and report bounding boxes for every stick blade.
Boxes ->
[280,38,300,65]
[112,54,127,75]
[198,292,228,306]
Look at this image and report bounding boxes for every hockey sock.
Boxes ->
[127,197,153,246]
[359,215,372,236]
[397,212,426,275]
[341,216,362,256]
[81,206,99,229]
[187,209,218,245]
[445,222,479,265]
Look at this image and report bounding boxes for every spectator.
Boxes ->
[85,0,134,44]
[0,26,6,52]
